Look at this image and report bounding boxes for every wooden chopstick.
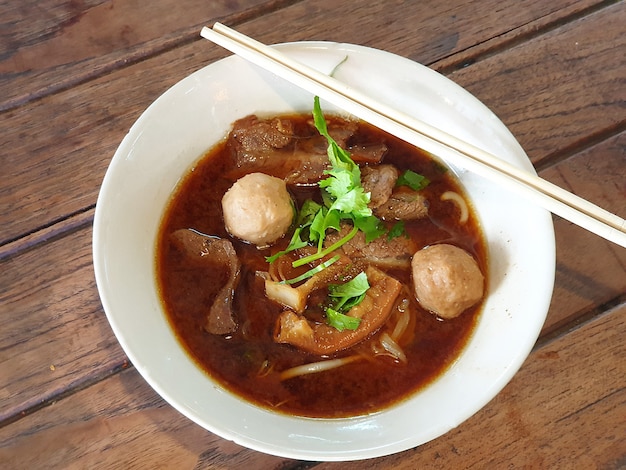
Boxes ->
[200,23,626,249]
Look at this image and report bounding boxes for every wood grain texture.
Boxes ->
[1,302,622,469]
[0,366,289,469]
[0,1,620,245]
[447,2,626,166]
[2,0,625,467]
[0,0,276,111]
[0,0,600,111]
[0,225,126,422]
[228,0,601,63]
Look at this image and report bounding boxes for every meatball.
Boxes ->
[222,172,294,247]
[411,244,484,319]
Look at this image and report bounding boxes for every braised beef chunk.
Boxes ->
[374,188,429,220]
[226,115,385,185]
[361,164,398,208]
[325,223,417,269]
[280,151,330,185]
[231,115,294,153]
[349,143,388,164]
[226,115,323,184]
[170,229,240,335]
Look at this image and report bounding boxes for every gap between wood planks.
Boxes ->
[433,0,620,75]
[0,359,132,429]
[0,205,94,262]
[534,120,626,173]
[534,294,626,351]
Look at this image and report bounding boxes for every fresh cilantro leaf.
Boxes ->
[309,207,328,244]
[354,215,386,243]
[396,169,430,191]
[325,308,361,331]
[328,272,369,306]
[387,220,408,240]
[324,272,370,330]
[329,187,371,216]
[313,97,330,137]
[297,199,322,225]
[314,97,362,184]
[319,169,353,198]
[281,97,384,270]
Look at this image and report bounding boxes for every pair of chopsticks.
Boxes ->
[200,23,626,249]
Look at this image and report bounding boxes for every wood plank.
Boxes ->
[0,300,622,468]
[0,225,127,422]
[0,366,290,469]
[1,133,623,436]
[2,1,623,467]
[231,0,600,63]
[432,0,611,74]
[0,0,600,111]
[0,0,276,111]
[0,2,620,244]
[447,2,626,166]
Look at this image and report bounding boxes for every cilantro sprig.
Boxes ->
[313,96,385,246]
[265,97,384,269]
[324,272,370,331]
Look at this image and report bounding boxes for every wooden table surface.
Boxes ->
[1,1,625,468]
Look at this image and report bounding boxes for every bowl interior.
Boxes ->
[93,42,555,461]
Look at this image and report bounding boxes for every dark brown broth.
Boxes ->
[156,114,487,418]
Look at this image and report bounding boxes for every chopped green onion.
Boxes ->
[281,255,341,285]
[396,169,430,191]
[292,226,358,268]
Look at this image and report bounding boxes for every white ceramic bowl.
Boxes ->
[93,42,555,461]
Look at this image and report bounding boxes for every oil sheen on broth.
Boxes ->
[156,111,487,418]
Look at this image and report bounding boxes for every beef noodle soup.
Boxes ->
[156,100,487,418]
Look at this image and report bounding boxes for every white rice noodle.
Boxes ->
[391,307,410,341]
[257,359,274,378]
[441,191,469,224]
[373,332,407,363]
[279,355,361,381]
